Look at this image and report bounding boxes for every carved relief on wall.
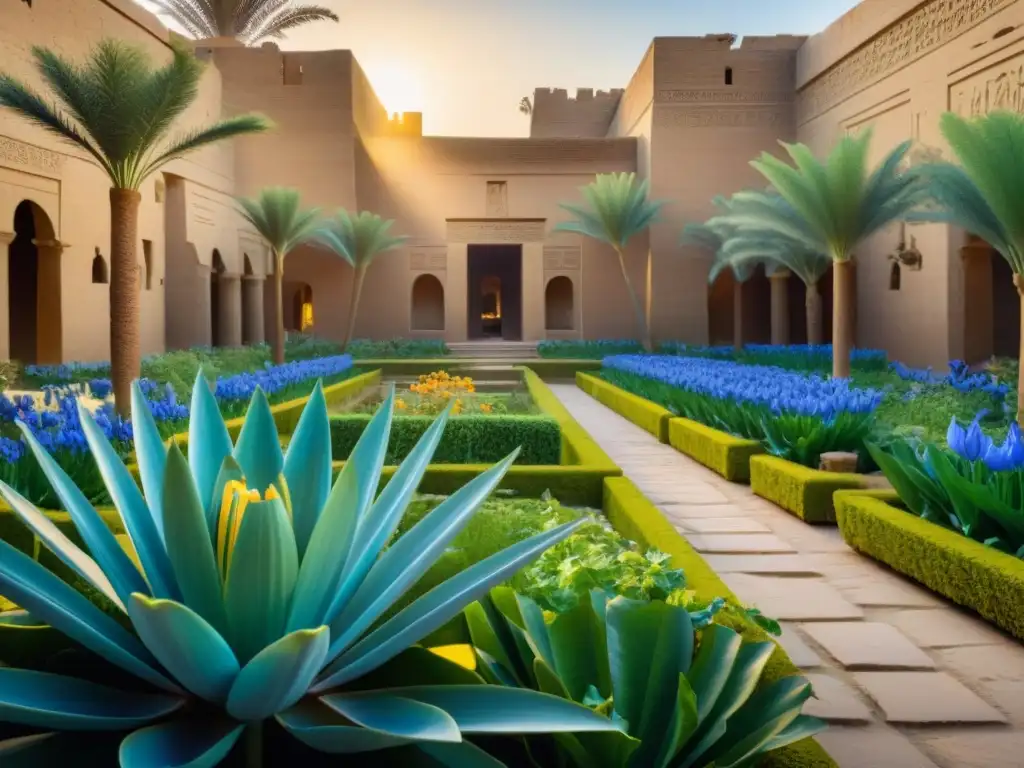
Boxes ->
[0,136,65,175]
[446,219,546,244]
[485,181,508,217]
[654,106,788,129]
[543,246,582,271]
[951,58,1024,116]
[796,0,1014,125]
[656,90,791,104]
[409,246,447,270]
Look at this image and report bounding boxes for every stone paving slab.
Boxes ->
[776,624,824,668]
[816,727,939,768]
[702,553,823,575]
[684,533,795,554]
[918,731,1024,768]
[854,672,1007,724]
[883,609,1009,648]
[803,674,874,723]
[802,622,936,670]
[828,577,941,608]
[659,504,745,520]
[677,517,771,533]
[721,574,865,620]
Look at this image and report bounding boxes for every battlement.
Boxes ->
[530,87,623,138]
[387,112,423,137]
[533,87,625,103]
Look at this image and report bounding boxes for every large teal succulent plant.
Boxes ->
[0,374,621,765]
[467,587,825,768]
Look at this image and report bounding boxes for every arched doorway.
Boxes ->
[411,274,445,331]
[706,266,772,347]
[961,237,1019,363]
[289,283,313,332]
[9,200,60,364]
[544,276,574,331]
[210,249,225,346]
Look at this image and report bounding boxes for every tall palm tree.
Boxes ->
[710,192,833,344]
[727,130,930,378]
[0,39,269,416]
[315,210,408,350]
[149,0,339,44]
[236,187,321,365]
[915,110,1024,423]
[554,172,665,351]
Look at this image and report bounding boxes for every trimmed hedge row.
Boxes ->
[751,455,864,524]
[576,371,672,441]
[329,414,561,465]
[602,476,837,768]
[360,358,602,379]
[668,417,763,483]
[835,489,1024,640]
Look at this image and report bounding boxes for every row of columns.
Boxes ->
[213,272,266,347]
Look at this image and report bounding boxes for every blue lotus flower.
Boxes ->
[947,414,994,462]
[0,372,619,764]
[981,421,1024,472]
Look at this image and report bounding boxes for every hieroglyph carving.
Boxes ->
[446,220,546,244]
[657,90,791,104]
[952,60,1024,116]
[655,107,787,129]
[0,137,65,174]
[543,247,582,271]
[409,247,447,270]
[485,181,508,218]
[796,0,1014,125]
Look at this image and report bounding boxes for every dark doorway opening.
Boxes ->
[467,244,522,340]
[9,201,39,364]
[992,252,1020,358]
[210,249,225,346]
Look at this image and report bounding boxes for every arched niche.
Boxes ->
[544,275,574,331]
[411,273,445,331]
[9,199,61,364]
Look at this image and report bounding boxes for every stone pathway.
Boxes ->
[549,384,1024,768]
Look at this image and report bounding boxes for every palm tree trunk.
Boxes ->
[645,249,654,351]
[343,264,367,351]
[613,245,652,351]
[805,280,823,345]
[833,259,853,378]
[109,189,141,418]
[733,278,745,352]
[272,253,285,365]
[1015,274,1024,426]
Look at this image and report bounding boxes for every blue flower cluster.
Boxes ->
[213,355,352,403]
[603,354,883,419]
[890,359,1010,398]
[947,414,1024,471]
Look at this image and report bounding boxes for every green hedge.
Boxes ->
[577,371,672,442]
[751,454,863,524]
[668,417,763,483]
[360,359,601,379]
[835,489,1024,640]
[329,414,561,465]
[603,476,837,768]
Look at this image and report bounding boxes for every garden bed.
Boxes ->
[751,455,864,524]
[669,417,763,483]
[835,489,1024,640]
[576,371,672,441]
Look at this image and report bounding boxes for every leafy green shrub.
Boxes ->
[537,339,644,358]
[0,360,18,393]
[329,413,561,464]
[346,338,450,358]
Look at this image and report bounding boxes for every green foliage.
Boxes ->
[868,438,1024,557]
[604,369,874,468]
[236,187,321,261]
[329,413,561,465]
[0,360,17,393]
[660,343,889,373]
[314,209,408,268]
[554,172,665,250]
[0,39,269,190]
[151,0,340,44]
[537,340,645,359]
[345,338,451,358]
[683,194,788,284]
[467,588,824,768]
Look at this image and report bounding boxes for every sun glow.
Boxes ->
[368,63,425,115]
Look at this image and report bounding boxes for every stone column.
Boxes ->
[445,243,468,342]
[217,274,243,347]
[521,242,545,341]
[33,238,65,364]
[242,275,265,344]
[961,242,994,365]
[769,269,791,345]
[0,232,11,360]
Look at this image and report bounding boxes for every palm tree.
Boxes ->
[554,172,664,350]
[315,210,408,350]
[710,192,833,344]
[236,188,322,365]
[519,96,533,116]
[149,0,339,44]
[0,39,269,416]
[727,130,930,378]
[915,110,1024,423]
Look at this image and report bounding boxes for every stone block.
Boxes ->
[854,671,1006,724]
[802,622,935,669]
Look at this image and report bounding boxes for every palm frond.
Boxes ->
[149,0,218,39]
[553,172,664,249]
[236,187,322,258]
[246,5,340,42]
[140,114,271,181]
[314,209,409,268]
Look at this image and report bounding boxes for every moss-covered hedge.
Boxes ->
[751,455,863,524]
[576,371,672,442]
[668,417,763,483]
[602,476,837,768]
[329,414,561,465]
[835,489,1024,640]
